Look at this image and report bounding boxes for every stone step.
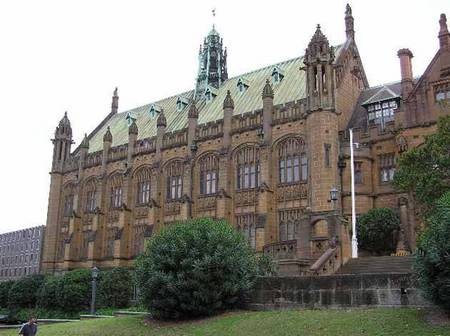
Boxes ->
[336,255,414,275]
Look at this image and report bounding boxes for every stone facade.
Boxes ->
[0,226,45,280]
[42,6,450,275]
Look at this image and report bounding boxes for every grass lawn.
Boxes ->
[1,308,449,336]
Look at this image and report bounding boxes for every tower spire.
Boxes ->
[195,15,228,101]
[111,87,119,114]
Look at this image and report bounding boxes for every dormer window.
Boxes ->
[149,104,162,118]
[272,67,284,84]
[237,77,249,93]
[204,87,217,102]
[176,97,189,112]
[126,112,136,126]
[367,100,397,128]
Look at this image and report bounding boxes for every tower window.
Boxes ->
[272,67,284,84]
[435,82,450,102]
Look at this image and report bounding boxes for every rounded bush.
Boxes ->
[135,218,258,319]
[357,208,400,255]
[98,268,133,308]
[58,269,92,312]
[415,192,450,311]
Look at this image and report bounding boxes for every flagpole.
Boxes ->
[350,128,358,258]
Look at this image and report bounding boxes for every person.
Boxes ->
[18,316,38,336]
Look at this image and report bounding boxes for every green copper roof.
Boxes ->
[87,48,341,153]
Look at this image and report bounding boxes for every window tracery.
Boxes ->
[278,137,307,184]
[236,146,260,190]
[199,154,219,195]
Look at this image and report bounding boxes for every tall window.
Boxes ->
[278,137,307,184]
[354,162,363,184]
[84,179,97,213]
[236,146,260,190]
[109,174,123,208]
[379,153,395,183]
[367,100,397,128]
[63,194,74,217]
[199,154,219,195]
[166,160,183,201]
[435,82,450,102]
[135,167,151,205]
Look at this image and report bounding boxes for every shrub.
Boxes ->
[37,275,63,309]
[356,208,400,255]
[7,275,44,309]
[415,191,450,311]
[58,269,92,312]
[0,281,14,309]
[98,267,133,308]
[135,218,258,320]
[256,254,277,276]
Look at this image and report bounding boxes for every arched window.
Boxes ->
[109,174,123,209]
[236,214,257,249]
[165,160,183,201]
[134,167,151,205]
[84,179,97,213]
[199,154,219,195]
[236,146,260,190]
[278,137,307,184]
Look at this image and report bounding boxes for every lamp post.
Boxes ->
[90,267,99,315]
[350,129,358,258]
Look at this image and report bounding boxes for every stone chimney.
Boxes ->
[397,48,414,99]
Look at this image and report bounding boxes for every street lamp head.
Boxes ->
[330,187,338,202]
[91,267,99,279]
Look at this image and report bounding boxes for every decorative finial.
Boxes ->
[157,110,167,128]
[80,133,89,149]
[223,90,234,109]
[128,119,138,135]
[103,126,112,143]
[113,87,118,96]
[345,3,352,16]
[189,102,199,118]
[262,79,274,99]
[316,24,321,30]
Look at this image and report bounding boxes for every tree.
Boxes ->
[394,116,450,213]
[415,191,450,311]
[37,275,63,310]
[357,208,400,255]
[135,218,258,320]
[0,281,14,309]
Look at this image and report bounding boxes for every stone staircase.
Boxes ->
[336,255,415,274]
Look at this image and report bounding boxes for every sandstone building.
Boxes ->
[0,226,45,280]
[42,6,450,275]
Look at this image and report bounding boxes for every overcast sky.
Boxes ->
[0,0,448,234]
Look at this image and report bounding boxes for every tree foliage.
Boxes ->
[135,218,258,320]
[394,116,450,213]
[0,280,14,309]
[357,208,400,254]
[97,268,133,308]
[415,191,450,311]
[7,275,45,309]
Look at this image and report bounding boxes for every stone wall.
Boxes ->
[248,273,430,309]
